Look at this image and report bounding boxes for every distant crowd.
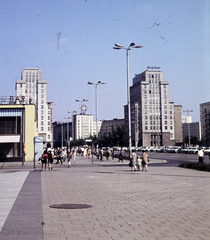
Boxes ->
[39,146,205,172]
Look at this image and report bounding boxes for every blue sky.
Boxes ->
[0,0,209,122]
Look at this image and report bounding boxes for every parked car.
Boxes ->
[181,147,191,154]
[204,147,210,155]
[189,147,199,154]
[170,146,181,153]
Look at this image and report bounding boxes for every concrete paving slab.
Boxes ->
[40,155,210,240]
[0,154,210,239]
[0,171,29,231]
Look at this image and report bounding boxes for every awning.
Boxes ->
[0,135,20,143]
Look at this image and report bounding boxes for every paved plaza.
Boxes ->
[0,155,210,240]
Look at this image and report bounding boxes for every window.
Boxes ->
[41,121,44,125]
[41,84,44,88]
[48,122,50,125]
[41,94,44,98]
[144,105,147,109]
[165,116,167,119]
[41,127,44,131]
[48,127,50,131]
[41,116,44,120]
[145,126,148,130]
[41,89,44,93]
[145,121,148,125]
[170,121,172,125]
[165,121,167,125]
[41,105,44,109]
[48,135,50,139]
[165,126,167,130]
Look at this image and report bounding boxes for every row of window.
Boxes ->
[19,83,44,88]
[25,73,38,77]
[41,121,51,126]
[25,78,38,82]
[41,127,51,132]
[148,74,160,78]
[145,126,173,130]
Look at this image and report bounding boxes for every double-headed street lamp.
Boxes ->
[87,81,106,137]
[183,109,193,147]
[75,99,89,138]
[113,42,143,152]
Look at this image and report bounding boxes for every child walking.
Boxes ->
[136,156,142,171]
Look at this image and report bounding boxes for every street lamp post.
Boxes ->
[76,99,88,138]
[64,116,71,144]
[183,110,193,147]
[87,81,106,137]
[68,111,77,140]
[113,42,143,152]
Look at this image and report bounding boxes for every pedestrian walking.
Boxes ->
[136,156,142,171]
[118,150,123,162]
[48,150,54,171]
[106,148,110,160]
[88,148,91,159]
[73,147,77,159]
[129,149,137,171]
[99,148,103,161]
[84,147,87,159]
[62,148,67,162]
[111,148,114,160]
[197,148,204,163]
[56,148,62,164]
[67,151,72,168]
[41,149,48,171]
[141,150,149,172]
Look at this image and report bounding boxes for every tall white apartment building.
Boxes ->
[15,68,53,146]
[127,68,178,147]
[73,114,102,139]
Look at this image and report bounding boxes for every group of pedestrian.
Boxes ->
[129,149,149,172]
[39,148,54,171]
[98,148,113,161]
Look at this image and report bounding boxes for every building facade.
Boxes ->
[174,105,183,144]
[53,121,73,148]
[127,68,177,147]
[53,114,102,147]
[0,104,38,161]
[182,122,201,145]
[99,118,125,136]
[200,101,210,145]
[73,114,102,139]
[15,68,53,147]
